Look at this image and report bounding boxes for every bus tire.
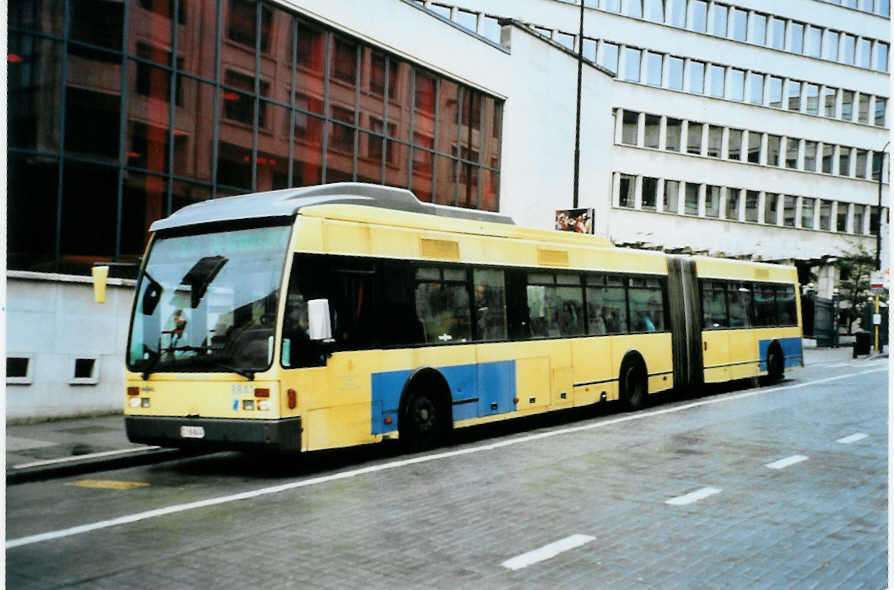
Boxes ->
[619,355,648,411]
[764,342,785,384]
[399,371,452,451]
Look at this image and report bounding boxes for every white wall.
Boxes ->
[6,274,135,421]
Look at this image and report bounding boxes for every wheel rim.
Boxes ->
[412,395,437,434]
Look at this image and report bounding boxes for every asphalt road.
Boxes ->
[6,358,888,589]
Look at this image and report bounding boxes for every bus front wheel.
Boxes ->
[620,357,648,411]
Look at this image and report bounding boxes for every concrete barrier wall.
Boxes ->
[6,273,135,422]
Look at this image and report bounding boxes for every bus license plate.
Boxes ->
[180,425,205,439]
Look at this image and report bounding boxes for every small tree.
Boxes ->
[836,242,885,333]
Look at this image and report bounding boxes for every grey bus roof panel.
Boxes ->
[149,183,515,232]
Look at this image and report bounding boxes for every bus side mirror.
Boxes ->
[92,265,109,304]
[307,299,333,341]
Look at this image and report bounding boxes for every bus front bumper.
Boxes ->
[125,415,302,452]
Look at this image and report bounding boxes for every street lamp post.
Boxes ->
[572,0,584,209]
[874,141,888,353]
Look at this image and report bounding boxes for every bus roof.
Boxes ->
[149,183,515,232]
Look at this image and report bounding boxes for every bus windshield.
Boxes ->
[127,224,292,377]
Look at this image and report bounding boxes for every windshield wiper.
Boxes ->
[141,348,161,380]
[165,346,255,380]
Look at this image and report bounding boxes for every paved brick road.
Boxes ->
[6,359,887,589]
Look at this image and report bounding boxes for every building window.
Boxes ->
[747,131,761,163]
[842,90,854,120]
[668,56,684,90]
[749,12,766,45]
[819,200,832,230]
[727,128,742,161]
[711,3,727,37]
[768,17,785,50]
[644,114,660,148]
[839,147,851,176]
[748,72,764,105]
[725,187,740,220]
[785,138,800,169]
[664,179,680,213]
[783,195,796,226]
[709,65,725,98]
[837,202,849,232]
[644,0,665,22]
[668,0,685,27]
[854,205,865,234]
[875,42,889,72]
[788,22,804,54]
[705,185,720,217]
[875,98,887,126]
[622,110,639,145]
[645,51,663,86]
[6,356,33,385]
[600,42,620,75]
[822,144,834,173]
[822,30,839,60]
[873,152,884,181]
[688,60,705,94]
[805,26,821,58]
[841,34,856,64]
[618,174,635,207]
[765,192,779,224]
[768,76,783,108]
[858,95,870,123]
[804,141,817,171]
[685,183,699,215]
[801,197,815,229]
[822,87,837,118]
[855,149,868,179]
[786,80,801,111]
[745,190,759,222]
[707,125,722,157]
[623,0,643,18]
[688,0,707,33]
[857,38,872,67]
[666,117,682,151]
[642,177,659,209]
[623,47,642,82]
[870,206,882,235]
[767,135,781,166]
[729,7,747,42]
[227,0,272,52]
[804,84,819,115]
[726,68,744,101]
[687,122,703,155]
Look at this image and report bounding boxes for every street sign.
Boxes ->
[870,270,886,294]
[873,313,882,325]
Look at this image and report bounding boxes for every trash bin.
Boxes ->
[853,330,871,357]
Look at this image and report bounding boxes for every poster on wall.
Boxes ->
[555,208,594,234]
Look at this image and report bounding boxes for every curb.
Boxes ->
[6,447,203,485]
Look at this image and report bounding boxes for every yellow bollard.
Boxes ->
[92,265,109,304]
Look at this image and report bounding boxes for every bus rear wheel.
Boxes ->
[620,359,647,411]
[400,389,448,451]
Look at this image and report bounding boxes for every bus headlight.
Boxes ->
[129,398,141,408]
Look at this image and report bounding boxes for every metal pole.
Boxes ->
[572,0,584,209]
[875,141,888,353]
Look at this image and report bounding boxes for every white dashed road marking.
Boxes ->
[836,433,868,444]
[501,535,595,570]
[665,487,722,506]
[765,455,809,470]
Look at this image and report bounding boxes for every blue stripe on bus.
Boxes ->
[370,361,517,435]
[758,337,803,370]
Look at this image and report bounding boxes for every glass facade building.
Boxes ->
[8,0,504,275]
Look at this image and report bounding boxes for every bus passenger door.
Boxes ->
[700,280,730,383]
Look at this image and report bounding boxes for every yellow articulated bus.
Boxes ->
[97,183,802,453]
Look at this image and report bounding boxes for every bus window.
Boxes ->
[604,276,628,334]
[753,284,777,326]
[629,278,665,332]
[526,272,584,338]
[415,266,471,344]
[775,285,796,326]
[585,275,608,335]
[380,264,423,346]
[473,269,507,341]
[281,255,330,368]
[727,283,752,327]
[701,280,728,328]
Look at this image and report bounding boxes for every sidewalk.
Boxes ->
[6,414,182,484]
